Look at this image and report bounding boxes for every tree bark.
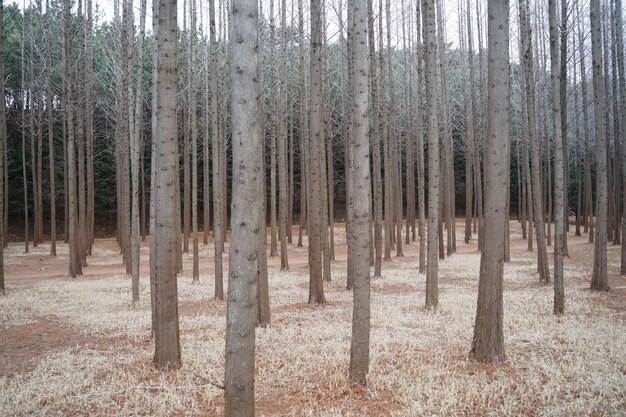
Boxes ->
[471,0,509,364]
[224,0,261,411]
[423,0,439,308]
[308,0,326,305]
[348,0,371,385]
[549,0,565,315]
[590,0,609,291]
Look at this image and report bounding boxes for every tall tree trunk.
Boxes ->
[151,0,181,369]
[416,1,426,273]
[368,0,382,278]
[224,0,261,411]
[590,0,609,291]
[348,0,371,385]
[471,0,509,364]
[45,0,56,257]
[210,0,224,299]
[519,0,550,283]
[65,0,81,277]
[549,0,565,315]
[423,0,439,308]
[278,0,289,270]
[615,0,626,275]
[308,0,326,304]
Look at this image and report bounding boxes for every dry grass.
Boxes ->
[1,223,625,416]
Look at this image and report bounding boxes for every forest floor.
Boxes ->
[0,220,625,416]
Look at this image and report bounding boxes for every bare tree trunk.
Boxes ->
[416,1,426,273]
[615,0,626,275]
[471,0,508,364]
[549,0,565,315]
[65,0,81,277]
[348,0,371,385]
[151,0,181,369]
[308,0,326,304]
[519,0,550,283]
[423,0,439,308]
[224,0,261,410]
[590,0,609,291]
[269,0,278,258]
[297,0,307,249]
[278,0,289,270]
[210,0,224,299]
[380,0,392,261]
[0,0,5,293]
[368,0,382,278]
[45,0,56,257]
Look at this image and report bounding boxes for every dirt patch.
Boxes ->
[0,317,88,376]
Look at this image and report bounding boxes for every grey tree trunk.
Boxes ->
[368,0,382,278]
[308,0,326,305]
[518,0,550,283]
[348,0,371,385]
[210,0,224,299]
[549,0,565,315]
[614,0,626,275]
[423,0,439,308]
[470,0,509,364]
[224,0,261,412]
[415,1,426,274]
[590,0,609,291]
[151,0,181,369]
[278,0,289,271]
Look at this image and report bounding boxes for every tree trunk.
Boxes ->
[549,0,565,315]
[615,0,626,275]
[470,0,508,364]
[518,0,550,283]
[423,0,439,308]
[368,0,382,278]
[590,0,609,291]
[151,0,181,369]
[416,1,426,274]
[308,0,326,305]
[278,0,289,271]
[224,0,261,411]
[210,0,224,299]
[348,0,371,385]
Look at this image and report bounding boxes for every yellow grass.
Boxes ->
[0,224,625,416]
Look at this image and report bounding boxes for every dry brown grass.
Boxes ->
[1,222,625,416]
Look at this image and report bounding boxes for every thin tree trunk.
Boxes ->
[423,0,439,308]
[308,0,326,304]
[590,0,609,291]
[549,0,565,315]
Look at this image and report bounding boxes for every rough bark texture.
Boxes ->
[470,0,508,364]
[308,0,326,305]
[549,0,565,315]
[590,0,609,291]
[423,0,439,308]
[224,0,261,412]
[151,0,181,369]
[348,0,371,385]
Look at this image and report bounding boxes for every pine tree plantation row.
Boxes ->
[0,0,623,414]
